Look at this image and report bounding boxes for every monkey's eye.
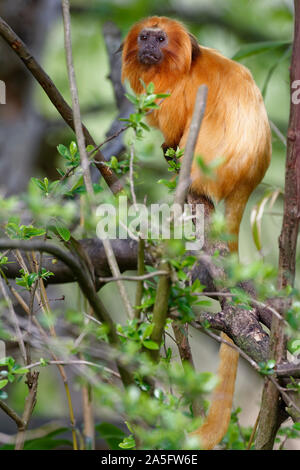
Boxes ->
[157,36,165,42]
[140,35,148,41]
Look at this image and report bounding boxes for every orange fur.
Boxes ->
[122,16,271,449]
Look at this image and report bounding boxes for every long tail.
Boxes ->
[190,332,239,449]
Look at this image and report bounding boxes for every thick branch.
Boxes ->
[2,238,142,285]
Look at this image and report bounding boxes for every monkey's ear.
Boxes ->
[115,42,124,54]
[188,33,201,61]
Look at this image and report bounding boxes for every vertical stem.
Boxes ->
[174,85,208,208]
[149,262,171,363]
[81,382,95,450]
[102,238,134,320]
[172,322,204,417]
[61,0,93,195]
[135,238,145,318]
[255,0,300,449]
[0,278,27,364]
[15,372,39,450]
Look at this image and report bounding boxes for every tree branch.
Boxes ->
[0,400,24,429]
[2,238,300,382]
[174,85,208,208]
[0,238,133,386]
[0,15,123,194]
[256,0,300,449]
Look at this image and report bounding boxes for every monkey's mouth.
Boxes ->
[139,52,162,65]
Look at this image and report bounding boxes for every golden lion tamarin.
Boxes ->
[121,16,271,449]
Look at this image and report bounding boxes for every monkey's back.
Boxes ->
[183,47,272,202]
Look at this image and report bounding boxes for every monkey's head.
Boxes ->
[137,27,167,66]
[121,17,200,92]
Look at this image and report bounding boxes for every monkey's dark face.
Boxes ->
[137,28,167,65]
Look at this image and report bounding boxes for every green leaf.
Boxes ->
[139,78,147,90]
[28,273,38,287]
[146,82,155,94]
[69,141,77,157]
[86,145,95,153]
[31,177,47,192]
[258,359,276,376]
[141,323,154,340]
[0,357,14,367]
[23,227,46,239]
[24,438,72,450]
[0,379,8,389]
[142,339,159,350]
[13,367,29,375]
[288,339,300,355]
[232,40,291,61]
[191,279,204,293]
[110,156,119,170]
[57,144,70,158]
[156,93,171,99]
[140,122,150,131]
[125,93,139,106]
[96,422,126,450]
[55,224,70,242]
[119,435,136,449]
[15,277,27,288]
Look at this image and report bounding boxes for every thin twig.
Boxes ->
[98,270,168,283]
[81,379,95,449]
[129,142,137,207]
[149,262,171,362]
[135,239,145,318]
[247,411,260,450]
[61,0,93,196]
[174,85,208,208]
[0,277,27,364]
[25,359,121,379]
[0,421,64,445]
[88,125,129,156]
[102,239,134,319]
[15,371,39,450]
[270,120,287,147]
